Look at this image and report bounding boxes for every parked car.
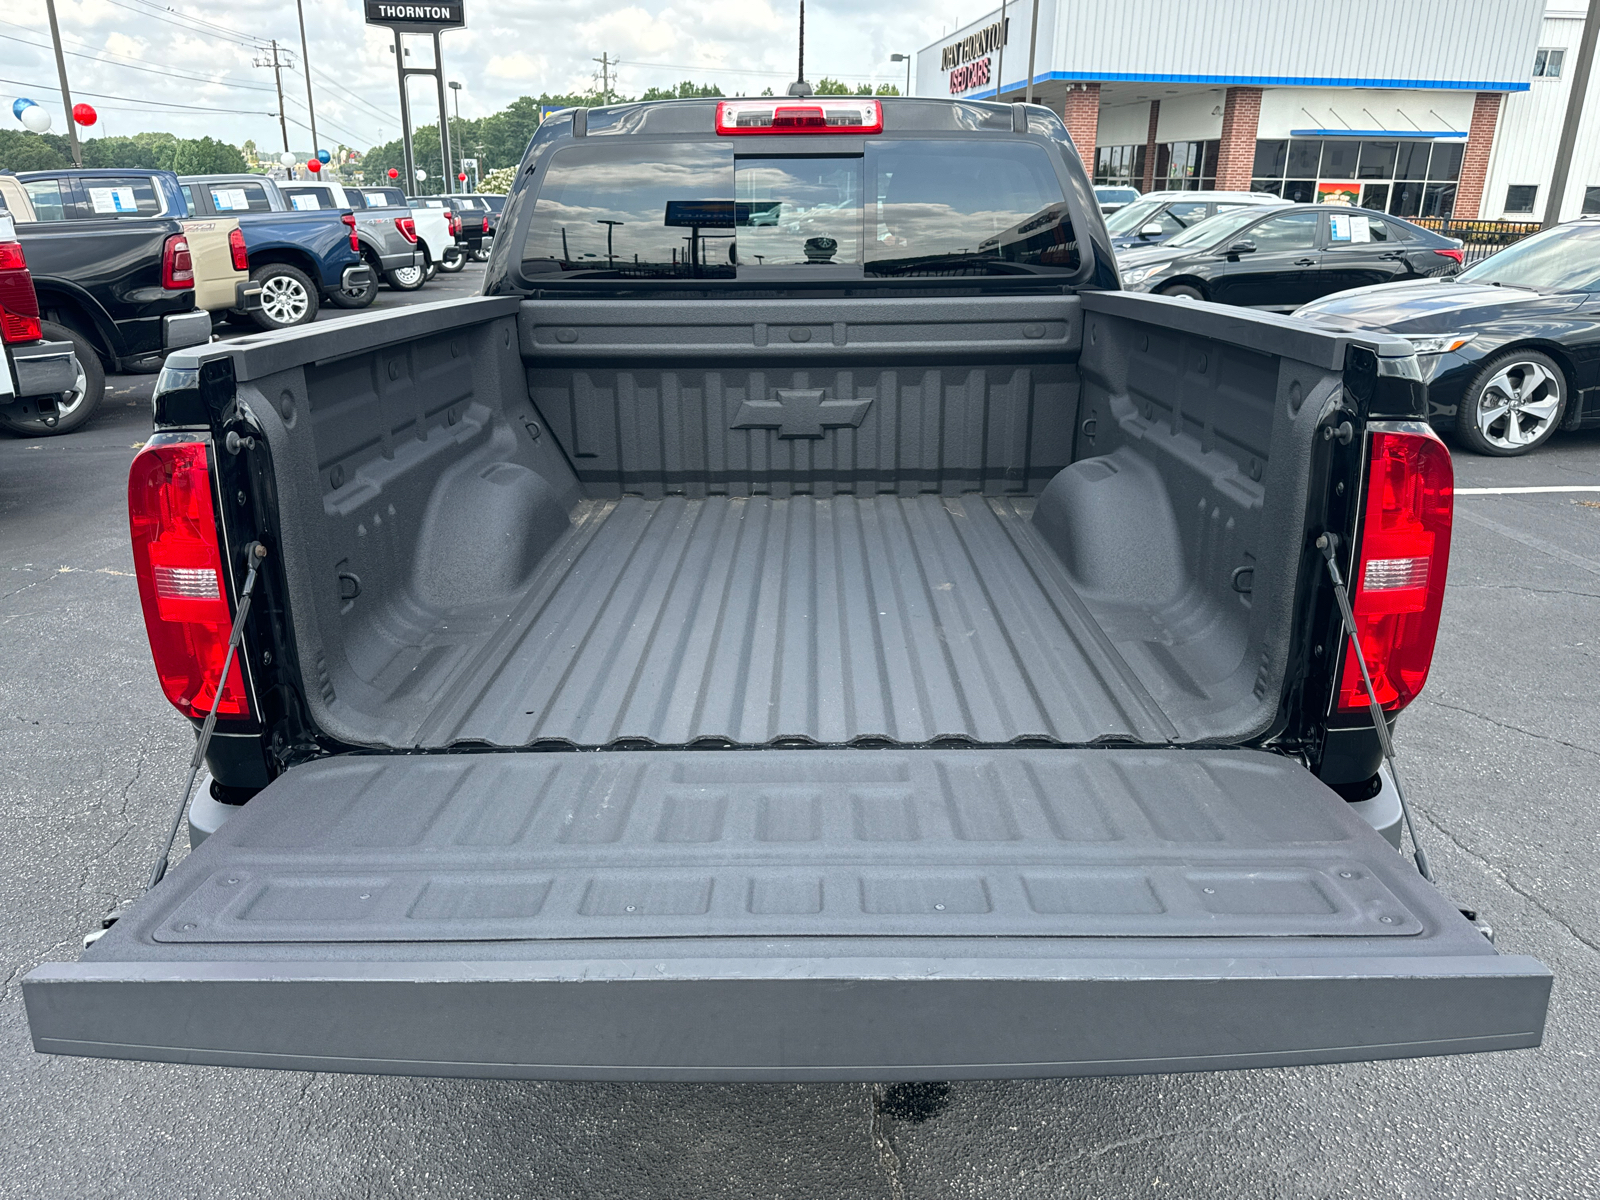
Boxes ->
[12,168,257,321]
[279,181,424,302]
[0,210,80,432]
[178,174,372,331]
[1105,189,1285,250]
[1296,217,1600,456]
[0,171,210,435]
[414,194,489,259]
[340,186,450,284]
[1094,185,1140,214]
[452,191,505,237]
[1116,204,1463,311]
[26,96,1548,1081]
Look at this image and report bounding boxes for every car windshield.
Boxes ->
[1096,187,1138,203]
[1165,206,1267,250]
[1458,223,1600,291]
[1105,197,1166,234]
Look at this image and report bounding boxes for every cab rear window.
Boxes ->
[519,139,1079,282]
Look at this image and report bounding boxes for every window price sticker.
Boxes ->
[87,186,138,214]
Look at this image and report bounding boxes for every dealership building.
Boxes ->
[915,0,1599,222]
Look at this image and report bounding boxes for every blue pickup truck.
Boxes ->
[179,174,372,331]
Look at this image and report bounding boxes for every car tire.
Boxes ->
[326,254,379,310]
[437,248,466,273]
[250,263,319,331]
[424,260,438,282]
[1159,283,1205,301]
[385,263,427,291]
[1454,348,1566,457]
[0,320,106,437]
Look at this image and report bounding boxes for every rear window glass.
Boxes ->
[520,139,1078,281]
[284,187,336,210]
[22,178,69,221]
[360,188,406,207]
[208,183,272,213]
[80,176,162,217]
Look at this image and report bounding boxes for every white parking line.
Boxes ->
[1455,486,1600,495]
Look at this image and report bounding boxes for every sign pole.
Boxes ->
[432,31,454,194]
[393,28,418,196]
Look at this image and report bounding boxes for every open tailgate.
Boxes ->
[25,749,1549,1081]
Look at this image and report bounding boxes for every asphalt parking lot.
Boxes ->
[3,269,1599,1198]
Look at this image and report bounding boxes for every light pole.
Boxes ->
[890,52,911,97]
[447,80,461,194]
[596,218,623,267]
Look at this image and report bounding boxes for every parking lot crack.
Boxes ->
[1418,698,1600,761]
[867,1085,908,1200]
[1418,809,1600,958]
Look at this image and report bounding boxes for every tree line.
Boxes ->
[0,129,245,174]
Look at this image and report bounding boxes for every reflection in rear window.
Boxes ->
[520,139,1078,281]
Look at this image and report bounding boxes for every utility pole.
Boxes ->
[1025,0,1040,104]
[255,40,292,153]
[43,0,81,165]
[1543,0,1600,228]
[593,52,614,103]
[295,0,319,156]
[996,0,1007,101]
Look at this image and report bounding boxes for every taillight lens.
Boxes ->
[1434,248,1464,265]
[228,226,249,271]
[445,210,459,237]
[481,215,489,234]
[0,239,43,344]
[395,216,417,243]
[715,98,883,135]
[341,211,359,253]
[1336,428,1454,714]
[162,234,194,289]
[128,440,251,720]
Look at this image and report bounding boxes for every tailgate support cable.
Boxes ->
[1316,533,1433,882]
[146,541,268,891]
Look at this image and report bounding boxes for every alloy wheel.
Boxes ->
[1476,360,1561,451]
[260,275,311,325]
[390,265,424,287]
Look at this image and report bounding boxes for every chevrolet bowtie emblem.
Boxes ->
[732,389,873,439]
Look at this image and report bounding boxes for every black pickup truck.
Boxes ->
[24,97,1550,1080]
[0,171,211,434]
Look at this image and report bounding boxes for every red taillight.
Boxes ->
[395,216,417,243]
[128,440,251,720]
[481,215,489,234]
[445,210,459,237]
[1336,428,1454,714]
[715,98,883,135]
[161,234,194,289]
[227,226,249,272]
[341,211,359,253]
[0,239,43,344]
[1434,248,1464,264]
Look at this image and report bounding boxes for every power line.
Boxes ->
[306,63,398,125]
[615,58,898,82]
[0,75,277,115]
[0,30,279,92]
[104,0,269,49]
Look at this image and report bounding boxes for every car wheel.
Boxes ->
[250,263,319,330]
[326,255,379,310]
[385,263,427,291]
[1454,349,1566,456]
[0,320,106,437]
[1159,283,1204,301]
[437,248,466,273]
[424,260,438,281]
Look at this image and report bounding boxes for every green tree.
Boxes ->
[875,83,901,96]
[171,136,246,175]
[0,130,71,171]
[81,131,181,169]
[640,80,724,100]
[814,77,852,94]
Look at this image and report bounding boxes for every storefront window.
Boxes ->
[1252,137,1466,219]
[1155,140,1218,190]
[1093,144,1147,187]
[1584,186,1600,215]
[1505,185,1538,214]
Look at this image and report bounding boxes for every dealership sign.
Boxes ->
[364,0,465,30]
[940,18,1007,93]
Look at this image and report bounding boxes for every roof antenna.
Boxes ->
[787,0,812,96]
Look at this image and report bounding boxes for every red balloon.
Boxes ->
[306,159,321,173]
[458,173,466,181]
[72,103,97,126]
[387,168,399,179]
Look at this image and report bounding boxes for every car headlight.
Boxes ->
[1121,264,1161,286]
[1402,334,1473,355]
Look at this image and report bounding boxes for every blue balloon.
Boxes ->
[12,98,38,121]
[317,149,331,163]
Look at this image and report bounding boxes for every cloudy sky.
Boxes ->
[3,0,974,153]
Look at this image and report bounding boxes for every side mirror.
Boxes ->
[1140,223,1163,237]
[1227,240,1257,256]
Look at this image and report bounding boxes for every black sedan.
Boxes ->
[1116,204,1463,312]
[1296,218,1600,456]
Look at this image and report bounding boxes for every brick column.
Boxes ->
[1141,100,1161,192]
[1454,92,1503,219]
[1061,82,1100,176]
[1214,86,1262,192]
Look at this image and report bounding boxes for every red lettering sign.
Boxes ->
[948,57,991,95]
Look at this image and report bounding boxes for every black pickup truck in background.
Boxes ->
[0,210,79,425]
[0,171,210,435]
[24,97,1551,1079]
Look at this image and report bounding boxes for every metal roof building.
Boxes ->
[915,0,1599,221]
